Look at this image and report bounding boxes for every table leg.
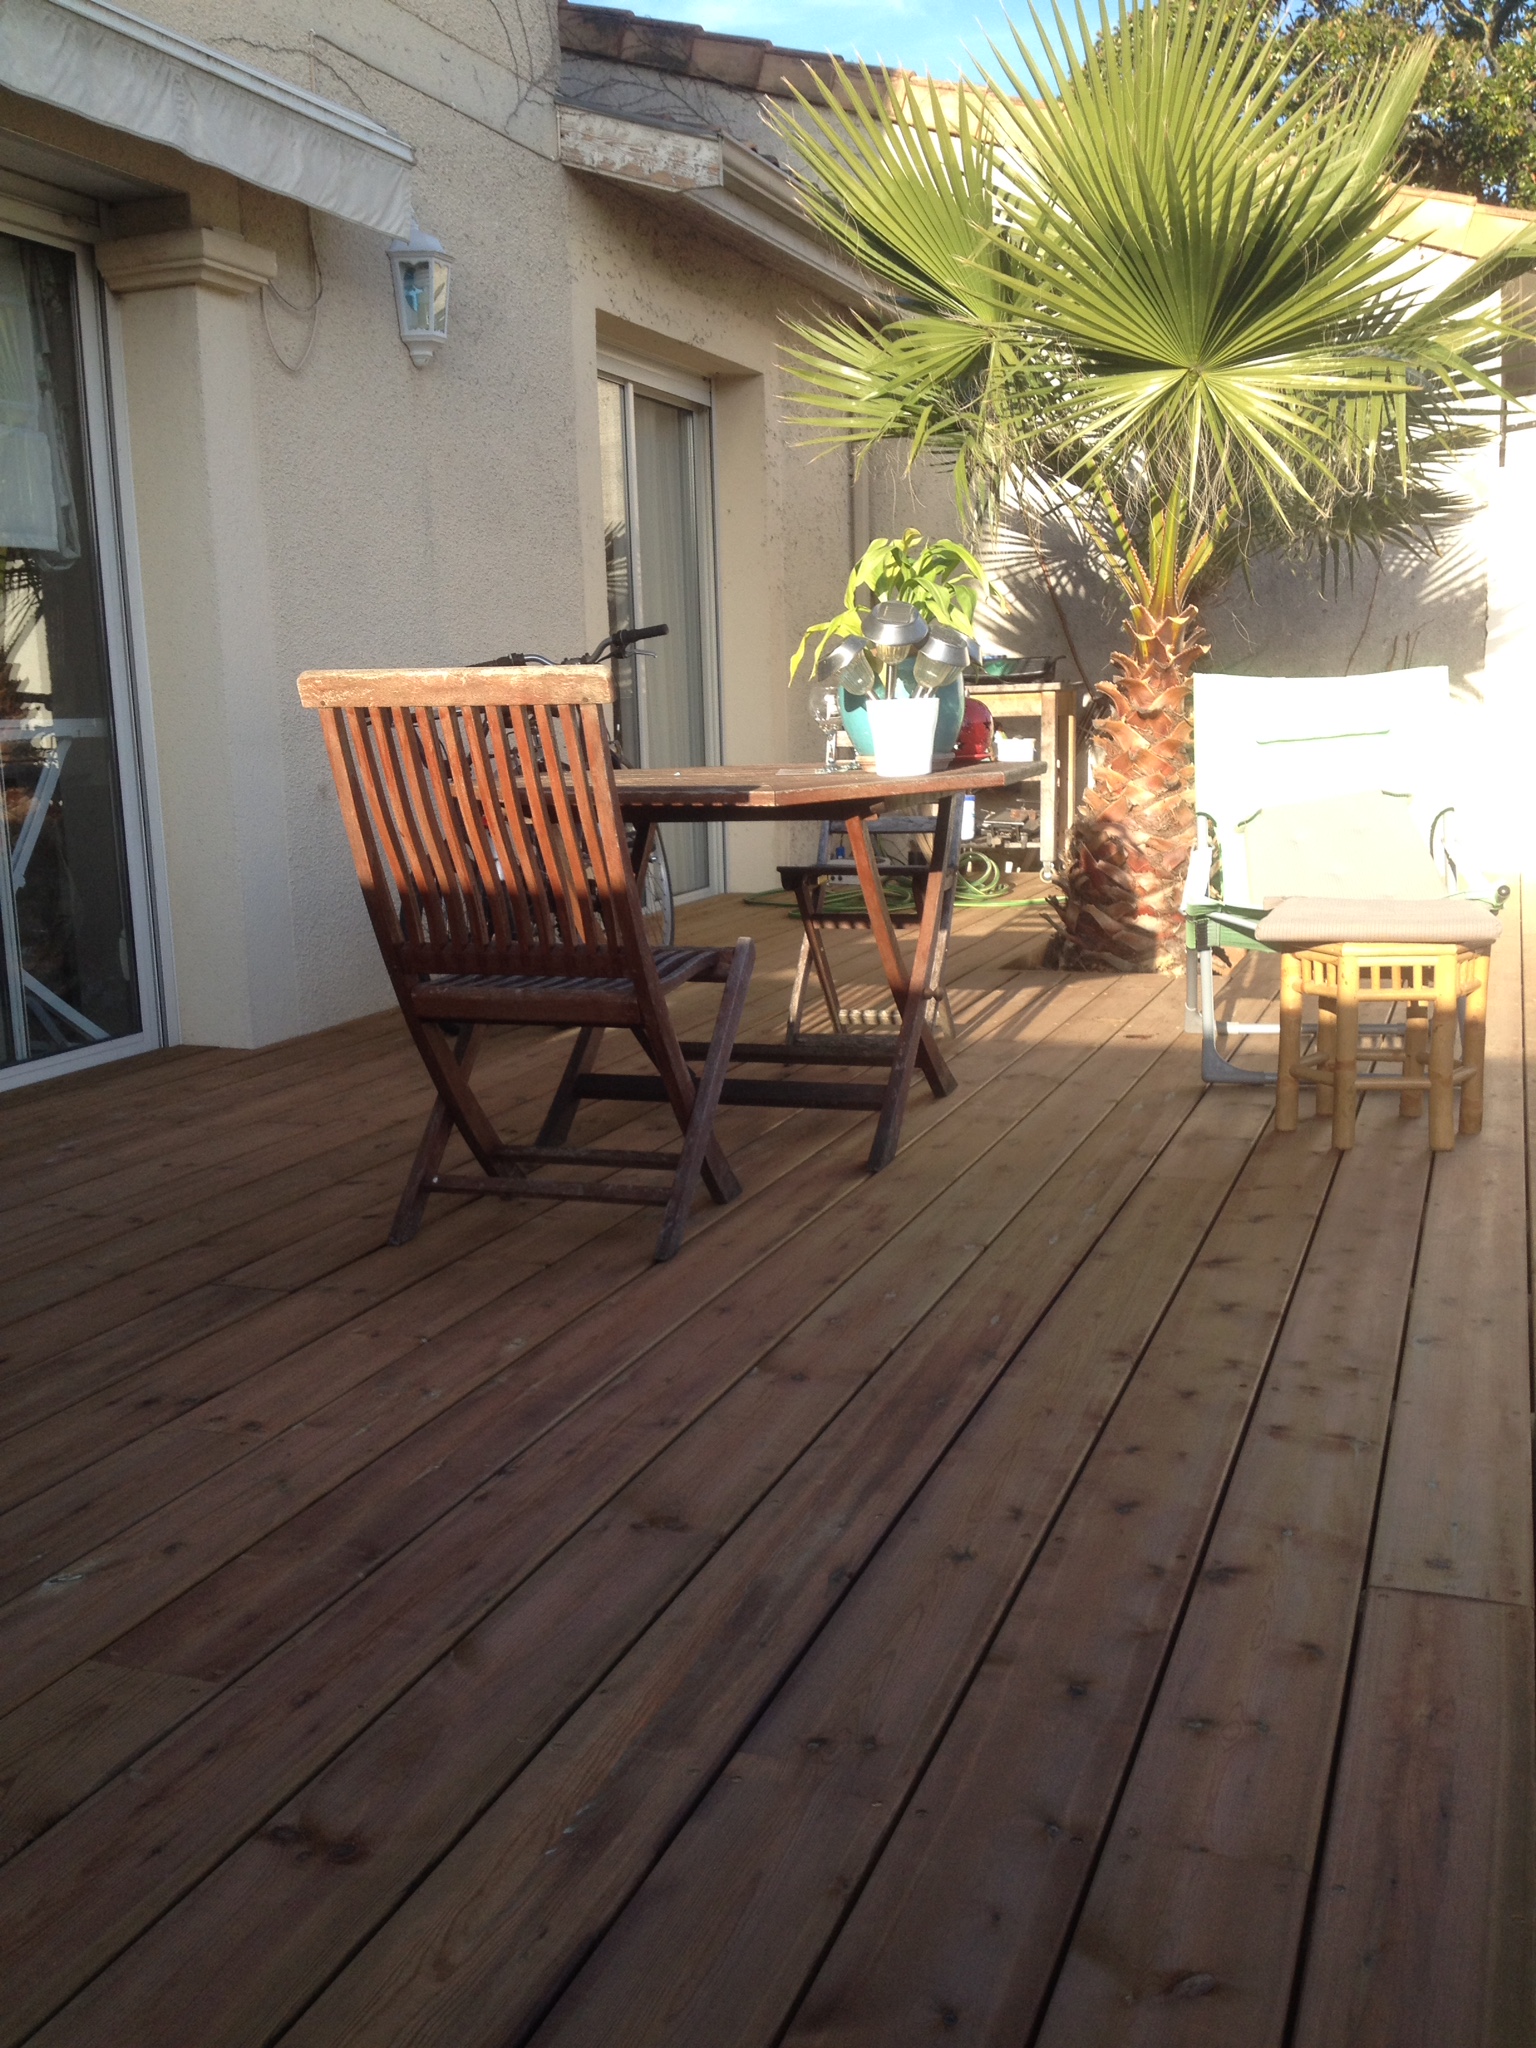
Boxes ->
[1276,953,1303,1132]
[1039,696,1059,879]
[1428,991,1457,1151]
[1459,953,1488,1135]
[628,820,657,878]
[1402,1002,1428,1118]
[1316,999,1336,1119]
[1331,966,1360,1150]
[850,797,961,1172]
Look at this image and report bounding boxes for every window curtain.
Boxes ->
[0,236,78,562]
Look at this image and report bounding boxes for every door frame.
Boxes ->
[597,347,724,900]
[0,202,169,1092]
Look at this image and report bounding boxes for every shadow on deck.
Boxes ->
[0,887,1530,2047]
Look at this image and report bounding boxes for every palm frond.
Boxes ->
[772,0,1536,590]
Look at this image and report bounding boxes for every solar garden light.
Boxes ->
[859,600,926,694]
[387,223,452,367]
[911,622,972,693]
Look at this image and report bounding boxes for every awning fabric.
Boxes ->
[0,0,415,235]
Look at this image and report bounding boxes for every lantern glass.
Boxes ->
[912,647,963,691]
[815,635,879,697]
[911,624,971,692]
[399,257,448,336]
[388,225,452,366]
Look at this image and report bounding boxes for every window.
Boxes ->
[0,226,156,1083]
[597,355,721,897]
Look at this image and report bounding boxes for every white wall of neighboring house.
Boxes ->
[864,201,1536,885]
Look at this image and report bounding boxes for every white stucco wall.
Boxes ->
[853,360,1533,879]
[2,0,867,1047]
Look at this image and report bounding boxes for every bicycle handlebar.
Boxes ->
[474,623,669,668]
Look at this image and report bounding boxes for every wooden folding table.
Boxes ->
[605,763,1031,1171]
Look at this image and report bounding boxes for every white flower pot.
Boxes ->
[866,694,940,777]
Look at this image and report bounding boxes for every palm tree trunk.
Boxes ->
[1051,598,1207,974]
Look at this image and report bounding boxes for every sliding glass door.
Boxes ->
[597,360,720,898]
[0,227,154,1081]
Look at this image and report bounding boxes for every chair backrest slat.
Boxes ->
[520,701,595,974]
[480,707,558,958]
[443,709,522,958]
[345,707,435,952]
[302,666,645,986]
[563,702,633,961]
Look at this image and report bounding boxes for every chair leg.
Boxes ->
[637,995,739,1212]
[1401,1003,1428,1119]
[1331,976,1360,1150]
[799,900,845,1034]
[537,1026,604,1147]
[655,937,755,1261]
[1276,953,1303,1132]
[786,934,814,1041]
[1428,994,1457,1151]
[1459,954,1489,1135]
[1316,1000,1336,1118]
[391,1024,484,1244]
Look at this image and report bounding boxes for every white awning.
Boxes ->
[0,0,415,235]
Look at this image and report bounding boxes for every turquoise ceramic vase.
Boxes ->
[839,661,965,768]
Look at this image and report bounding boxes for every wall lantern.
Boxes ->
[387,223,452,368]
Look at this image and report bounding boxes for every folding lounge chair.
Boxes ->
[1181,667,1507,1083]
[297,664,755,1261]
[779,814,958,1042]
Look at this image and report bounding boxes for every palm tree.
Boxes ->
[779,0,1535,969]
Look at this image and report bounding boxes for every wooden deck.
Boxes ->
[0,887,1531,2048]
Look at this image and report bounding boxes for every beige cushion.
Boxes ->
[1240,791,1445,901]
[1255,897,1501,947]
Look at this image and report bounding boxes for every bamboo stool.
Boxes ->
[1276,941,1488,1151]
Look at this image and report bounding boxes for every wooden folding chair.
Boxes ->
[297,664,755,1262]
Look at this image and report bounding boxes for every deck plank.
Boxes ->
[1366,903,1533,1606]
[1030,1105,1430,2046]
[522,1081,1275,2048]
[0,926,1038,1479]
[0,976,1105,1716]
[775,1120,1339,2048]
[0,966,1151,2041]
[1290,1589,1536,2048]
[1287,881,1536,2045]
[0,889,1528,2048]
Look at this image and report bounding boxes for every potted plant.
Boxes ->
[791,530,989,772]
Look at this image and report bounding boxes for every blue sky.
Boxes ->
[677,1,1050,80]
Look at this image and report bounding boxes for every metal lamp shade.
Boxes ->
[860,600,926,657]
[388,224,452,367]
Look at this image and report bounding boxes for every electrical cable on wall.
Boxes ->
[262,211,323,374]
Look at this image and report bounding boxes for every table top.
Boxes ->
[614,762,1032,821]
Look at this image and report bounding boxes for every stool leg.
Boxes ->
[1428,994,1457,1151]
[1276,953,1303,1132]
[1459,954,1489,1135]
[1332,967,1360,1150]
[1316,998,1336,1118]
[1401,1002,1428,1118]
